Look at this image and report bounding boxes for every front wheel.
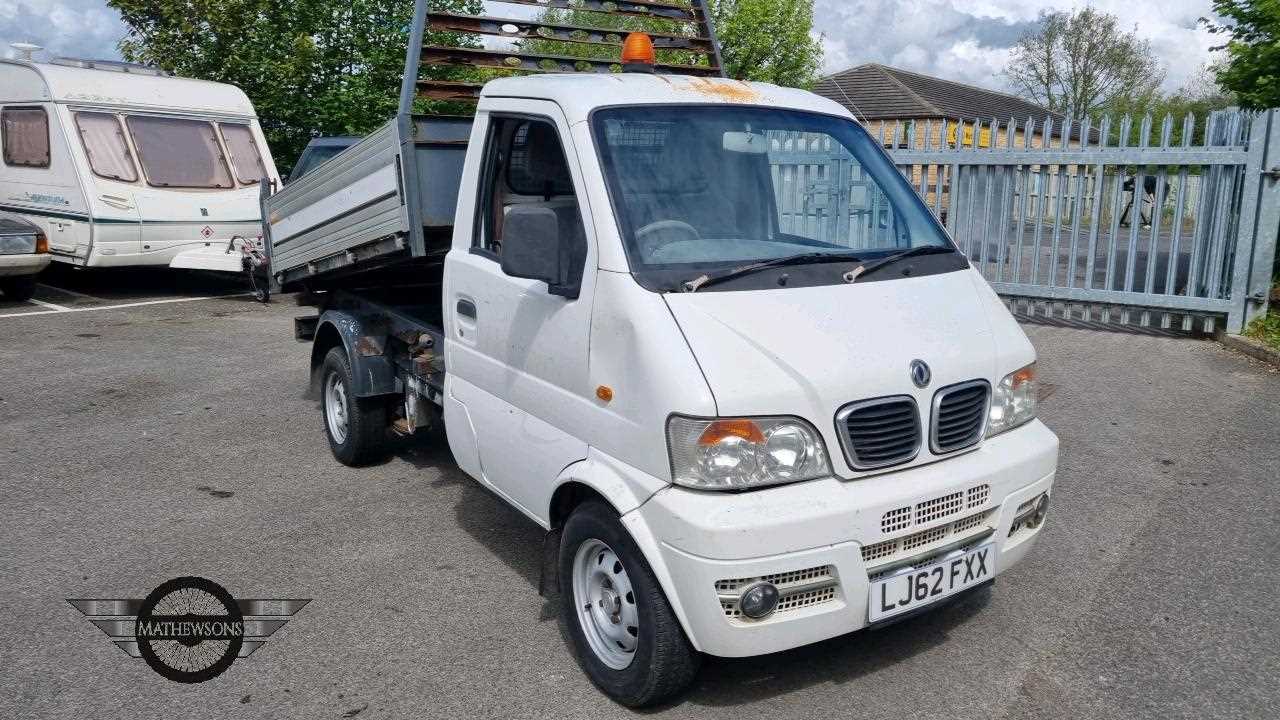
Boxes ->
[559,501,700,707]
[320,347,389,466]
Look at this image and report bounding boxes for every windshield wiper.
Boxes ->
[848,246,955,282]
[683,251,864,292]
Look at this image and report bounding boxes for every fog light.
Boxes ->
[738,582,780,619]
[1028,493,1050,528]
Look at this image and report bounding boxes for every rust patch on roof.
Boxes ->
[684,78,761,103]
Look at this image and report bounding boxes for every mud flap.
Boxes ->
[538,527,563,597]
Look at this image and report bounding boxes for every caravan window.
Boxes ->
[219,123,266,185]
[75,112,138,182]
[126,115,233,189]
[2,107,50,168]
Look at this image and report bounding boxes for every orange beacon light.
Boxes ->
[621,33,656,72]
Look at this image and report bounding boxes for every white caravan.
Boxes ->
[0,48,279,273]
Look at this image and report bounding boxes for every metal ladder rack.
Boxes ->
[400,0,725,111]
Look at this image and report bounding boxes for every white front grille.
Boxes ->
[917,491,964,524]
[881,484,992,534]
[862,509,995,569]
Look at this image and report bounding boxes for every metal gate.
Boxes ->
[775,110,1280,333]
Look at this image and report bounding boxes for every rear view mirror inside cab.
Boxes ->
[722,131,768,154]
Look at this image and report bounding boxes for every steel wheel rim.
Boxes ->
[571,538,639,670]
[324,372,349,445]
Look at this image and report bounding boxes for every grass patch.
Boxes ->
[1245,310,1280,351]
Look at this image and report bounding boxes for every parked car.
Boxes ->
[0,47,280,274]
[0,211,50,301]
[262,4,1059,708]
[287,136,361,183]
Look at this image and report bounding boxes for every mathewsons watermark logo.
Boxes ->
[68,576,310,683]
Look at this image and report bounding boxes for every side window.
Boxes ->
[475,116,586,288]
[2,106,51,168]
[75,112,138,182]
[219,123,267,185]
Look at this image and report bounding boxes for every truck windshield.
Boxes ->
[591,106,958,291]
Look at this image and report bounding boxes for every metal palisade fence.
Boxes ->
[774,109,1280,333]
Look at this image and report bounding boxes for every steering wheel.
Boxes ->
[635,220,700,259]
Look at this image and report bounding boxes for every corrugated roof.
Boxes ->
[814,63,1084,139]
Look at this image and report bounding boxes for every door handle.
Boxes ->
[456,299,477,320]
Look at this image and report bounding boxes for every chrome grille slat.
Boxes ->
[929,380,990,455]
[835,396,921,471]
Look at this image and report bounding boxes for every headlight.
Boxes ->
[987,363,1037,437]
[666,416,831,490]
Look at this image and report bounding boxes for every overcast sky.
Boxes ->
[2,0,1221,94]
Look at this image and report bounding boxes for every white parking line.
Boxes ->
[37,283,102,301]
[0,293,252,319]
[27,298,72,311]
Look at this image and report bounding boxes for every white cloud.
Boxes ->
[0,1,128,62]
[814,0,1223,94]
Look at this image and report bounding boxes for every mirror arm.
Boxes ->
[547,280,580,300]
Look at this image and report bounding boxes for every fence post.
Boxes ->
[1228,109,1280,333]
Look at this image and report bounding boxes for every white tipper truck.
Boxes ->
[262,0,1058,706]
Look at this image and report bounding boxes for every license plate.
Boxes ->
[868,543,995,622]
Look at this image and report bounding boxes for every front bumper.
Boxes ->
[0,253,51,277]
[632,419,1058,657]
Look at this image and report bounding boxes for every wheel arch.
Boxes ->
[548,453,703,653]
[309,310,398,398]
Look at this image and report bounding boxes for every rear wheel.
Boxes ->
[0,276,37,302]
[321,346,389,466]
[559,501,700,707]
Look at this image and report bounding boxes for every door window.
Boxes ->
[474,116,586,288]
[2,107,50,168]
[75,112,138,182]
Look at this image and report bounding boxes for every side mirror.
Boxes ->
[500,206,569,295]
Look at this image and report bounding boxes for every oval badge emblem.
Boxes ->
[910,359,931,389]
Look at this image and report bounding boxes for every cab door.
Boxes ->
[443,100,597,524]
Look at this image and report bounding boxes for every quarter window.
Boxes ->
[126,115,234,189]
[75,112,138,182]
[219,123,267,185]
[2,107,50,168]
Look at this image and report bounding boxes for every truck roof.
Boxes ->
[0,58,257,117]
[480,74,853,125]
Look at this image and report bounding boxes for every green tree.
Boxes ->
[520,0,822,88]
[1105,65,1235,146]
[708,0,823,87]
[1004,8,1165,119]
[1204,0,1280,109]
[109,0,481,173]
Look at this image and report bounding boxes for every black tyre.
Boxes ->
[320,346,389,466]
[559,500,700,707]
[1,276,37,302]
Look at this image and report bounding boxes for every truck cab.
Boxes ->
[445,68,1054,676]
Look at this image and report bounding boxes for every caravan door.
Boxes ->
[69,109,142,260]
